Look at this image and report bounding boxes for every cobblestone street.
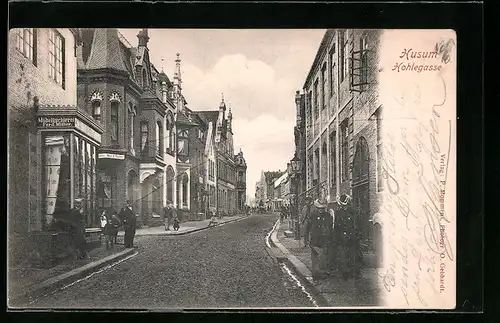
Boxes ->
[28,214,315,309]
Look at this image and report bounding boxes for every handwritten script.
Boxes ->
[378,31,456,309]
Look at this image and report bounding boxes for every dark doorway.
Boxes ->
[352,137,371,245]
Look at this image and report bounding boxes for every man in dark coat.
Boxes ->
[68,198,88,259]
[308,194,334,279]
[333,194,363,279]
[163,201,174,231]
[118,200,136,248]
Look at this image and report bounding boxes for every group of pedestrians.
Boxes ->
[100,200,138,249]
[299,193,364,280]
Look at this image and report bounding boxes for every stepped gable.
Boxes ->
[85,28,128,72]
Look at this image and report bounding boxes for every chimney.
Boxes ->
[137,29,149,47]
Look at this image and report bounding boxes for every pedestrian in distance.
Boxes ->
[163,201,174,231]
[118,200,137,248]
[300,196,313,247]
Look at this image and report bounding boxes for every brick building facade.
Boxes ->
[298,29,382,247]
[8,28,105,266]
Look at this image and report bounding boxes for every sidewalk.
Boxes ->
[8,243,135,307]
[119,214,246,237]
[272,220,383,307]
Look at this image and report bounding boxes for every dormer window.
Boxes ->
[142,69,148,88]
[90,91,103,121]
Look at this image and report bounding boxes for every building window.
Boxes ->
[156,121,163,157]
[314,80,319,119]
[140,122,149,156]
[330,47,336,97]
[321,64,327,109]
[329,132,336,187]
[177,129,189,156]
[92,100,101,121]
[48,29,65,88]
[110,102,119,143]
[360,35,369,89]
[341,120,349,181]
[128,103,135,155]
[307,91,312,124]
[340,31,349,82]
[142,69,148,89]
[314,148,320,182]
[16,28,36,65]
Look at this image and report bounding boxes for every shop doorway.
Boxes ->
[127,170,139,216]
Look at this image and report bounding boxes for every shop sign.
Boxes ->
[98,153,125,160]
[37,116,75,128]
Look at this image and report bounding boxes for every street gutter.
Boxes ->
[268,220,331,307]
[9,248,137,308]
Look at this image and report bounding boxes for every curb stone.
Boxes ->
[269,221,331,307]
[9,248,136,307]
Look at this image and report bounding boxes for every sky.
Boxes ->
[119,29,325,200]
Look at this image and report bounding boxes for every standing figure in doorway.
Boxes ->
[119,200,137,248]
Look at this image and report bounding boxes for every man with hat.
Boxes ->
[70,198,88,259]
[163,201,174,231]
[333,194,363,279]
[308,191,334,278]
[118,200,137,248]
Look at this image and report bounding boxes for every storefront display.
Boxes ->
[41,132,99,229]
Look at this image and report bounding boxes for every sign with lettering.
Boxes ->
[37,116,75,128]
[98,153,125,160]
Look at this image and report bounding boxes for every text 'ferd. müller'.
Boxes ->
[392,48,443,73]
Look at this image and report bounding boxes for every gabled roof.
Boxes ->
[85,29,128,72]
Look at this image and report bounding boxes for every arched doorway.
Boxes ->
[352,137,370,243]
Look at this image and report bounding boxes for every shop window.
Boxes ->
[42,134,71,228]
[16,28,36,65]
[48,29,65,88]
[110,102,119,143]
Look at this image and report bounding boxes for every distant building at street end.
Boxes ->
[196,95,237,217]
